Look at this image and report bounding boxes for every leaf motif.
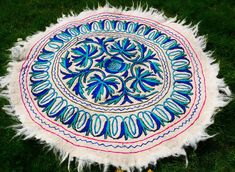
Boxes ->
[121,93,133,105]
[94,56,105,69]
[101,95,123,105]
[60,51,72,69]
[149,61,163,79]
[130,67,161,92]
[130,94,148,102]
[86,75,119,102]
[110,38,137,58]
[72,44,98,67]
[136,43,163,78]
[72,77,86,99]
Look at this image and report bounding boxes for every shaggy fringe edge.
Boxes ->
[0,3,232,172]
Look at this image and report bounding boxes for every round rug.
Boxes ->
[1,5,231,171]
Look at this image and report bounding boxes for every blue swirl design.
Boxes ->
[60,37,162,105]
[52,36,170,112]
[27,17,195,141]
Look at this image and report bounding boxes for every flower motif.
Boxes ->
[130,67,162,92]
[86,74,119,102]
[71,44,98,67]
[104,57,128,74]
[110,38,137,59]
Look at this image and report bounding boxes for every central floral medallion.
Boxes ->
[59,37,163,105]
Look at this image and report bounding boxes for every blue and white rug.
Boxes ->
[1,5,231,171]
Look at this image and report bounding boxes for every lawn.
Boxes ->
[0,0,235,171]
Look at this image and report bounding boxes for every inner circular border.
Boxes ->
[52,32,171,113]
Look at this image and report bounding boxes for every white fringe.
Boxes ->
[0,4,232,172]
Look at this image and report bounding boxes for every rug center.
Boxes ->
[58,36,164,106]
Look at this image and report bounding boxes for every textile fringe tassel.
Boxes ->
[0,4,232,172]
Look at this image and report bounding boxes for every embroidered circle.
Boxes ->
[20,13,206,154]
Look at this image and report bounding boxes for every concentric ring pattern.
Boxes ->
[20,13,206,153]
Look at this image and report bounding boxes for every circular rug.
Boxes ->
[1,5,231,171]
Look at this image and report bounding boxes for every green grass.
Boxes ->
[0,0,235,171]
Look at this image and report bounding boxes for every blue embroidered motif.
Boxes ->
[60,37,162,105]
[28,18,194,140]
